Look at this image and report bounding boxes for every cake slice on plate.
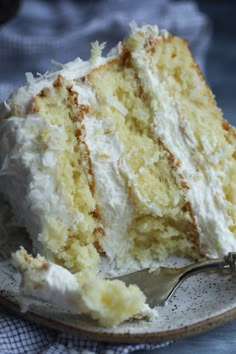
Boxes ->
[0,23,235,326]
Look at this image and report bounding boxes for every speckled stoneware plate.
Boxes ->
[1,200,236,343]
[1,255,236,343]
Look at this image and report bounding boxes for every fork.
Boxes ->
[114,252,236,308]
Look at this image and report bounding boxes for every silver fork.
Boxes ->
[114,252,236,307]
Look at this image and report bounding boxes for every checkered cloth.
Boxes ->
[0,0,211,352]
[0,306,171,354]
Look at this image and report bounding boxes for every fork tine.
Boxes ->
[114,267,182,307]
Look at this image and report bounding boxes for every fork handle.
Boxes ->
[224,252,236,271]
[180,252,236,282]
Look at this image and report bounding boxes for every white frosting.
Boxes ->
[0,115,84,255]
[0,48,113,257]
[21,259,86,313]
[83,116,134,262]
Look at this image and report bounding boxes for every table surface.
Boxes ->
[137,319,236,354]
[197,1,236,128]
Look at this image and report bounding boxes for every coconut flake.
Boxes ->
[25,72,35,84]
[107,96,128,116]
[51,59,64,69]
[90,41,106,64]
[3,101,11,112]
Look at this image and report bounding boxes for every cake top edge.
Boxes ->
[0,22,170,118]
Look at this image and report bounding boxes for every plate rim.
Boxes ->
[1,294,236,343]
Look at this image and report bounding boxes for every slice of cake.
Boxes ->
[0,23,235,326]
[12,247,148,327]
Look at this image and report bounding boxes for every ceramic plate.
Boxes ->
[1,200,236,343]
[1,254,236,343]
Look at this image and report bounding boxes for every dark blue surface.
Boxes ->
[137,320,236,354]
[197,0,236,126]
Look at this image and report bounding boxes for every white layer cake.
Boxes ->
[0,23,236,326]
